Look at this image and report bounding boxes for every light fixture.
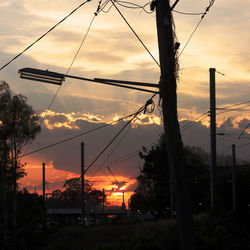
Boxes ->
[18,68,65,85]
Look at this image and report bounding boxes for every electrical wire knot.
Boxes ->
[144,99,155,114]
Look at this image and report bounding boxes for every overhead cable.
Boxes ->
[181,112,208,132]
[178,0,215,57]
[88,125,131,181]
[216,70,250,89]
[18,111,137,159]
[66,96,157,187]
[111,0,160,67]
[115,1,153,14]
[85,98,155,173]
[0,0,91,72]
[21,0,101,157]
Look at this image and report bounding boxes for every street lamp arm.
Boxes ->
[93,78,159,88]
[18,67,159,94]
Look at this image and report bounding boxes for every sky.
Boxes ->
[1,0,250,205]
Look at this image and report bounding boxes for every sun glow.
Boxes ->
[19,161,136,206]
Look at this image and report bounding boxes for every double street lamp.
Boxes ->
[18,68,159,94]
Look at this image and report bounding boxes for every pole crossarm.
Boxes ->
[18,68,159,94]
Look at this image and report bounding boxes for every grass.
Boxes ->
[43,212,250,250]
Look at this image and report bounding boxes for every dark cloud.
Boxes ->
[218,118,234,131]
[45,114,68,125]
[178,91,209,113]
[26,119,163,179]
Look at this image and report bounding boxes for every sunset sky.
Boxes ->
[1,0,250,205]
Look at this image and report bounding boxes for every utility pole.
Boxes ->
[102,188,105,212]
[232,144,237,211]
[81,142,85,227]
[42,163,46,201]
[209,68,216,212]
[156,1,195,249]
[122,191,126,210]
[42,162,47,231]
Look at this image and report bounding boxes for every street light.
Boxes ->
[19,68,65,85]
[18,68,159,94]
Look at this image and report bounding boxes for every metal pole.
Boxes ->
[42,163,45,201]
[102,188,105,213]
[81,142,85,226]
[42,162,47,231]
[232,144,237,211]
[210,67,216,212]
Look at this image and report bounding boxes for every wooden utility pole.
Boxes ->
[209,68,216,212]
[156,1,196,249]
[232,144,237,211]
[81,142,86,227]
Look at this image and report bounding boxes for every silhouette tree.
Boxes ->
[130,135,210,216]
[0,81,41,234]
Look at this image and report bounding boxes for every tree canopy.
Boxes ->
[0,81,41,182]
[130,134,250,216]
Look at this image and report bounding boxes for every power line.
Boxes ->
[181,112,209,132]
[85,99,153,173]
[216,104,250,115]
[18,111,138,159]
[88,138,158,181]
[181,112,208,128]
[107,165,119,184]
[115,1,153,14]
[100,0,113,13]
[21,2,101,157]
[178,0,215,57]
[173,10,205,16]
[217,100,250,110]
[111,0,160,67]
[0,0,91,72]
[239,123,250,139]
[88,125,131,181]
[66,16,97,76]
[66,96,156,188]
[39,6,99,124]
[216,70,250,89]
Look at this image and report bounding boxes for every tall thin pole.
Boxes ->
[232,144,237,211]
[81,142,85,226]
[102,188,105,212]
[210,68,216,212]
[156,1,195,249]
[42,162,46,231]
[42,163,45,201]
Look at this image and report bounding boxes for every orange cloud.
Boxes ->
[40,109,162,131]
[19,158,79,190]
[40,110,103,130]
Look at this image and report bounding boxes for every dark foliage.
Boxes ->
[130,134,250,216]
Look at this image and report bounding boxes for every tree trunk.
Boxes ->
[156,1,196,249]
[0,141,8,240]
[11,138,17,235]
